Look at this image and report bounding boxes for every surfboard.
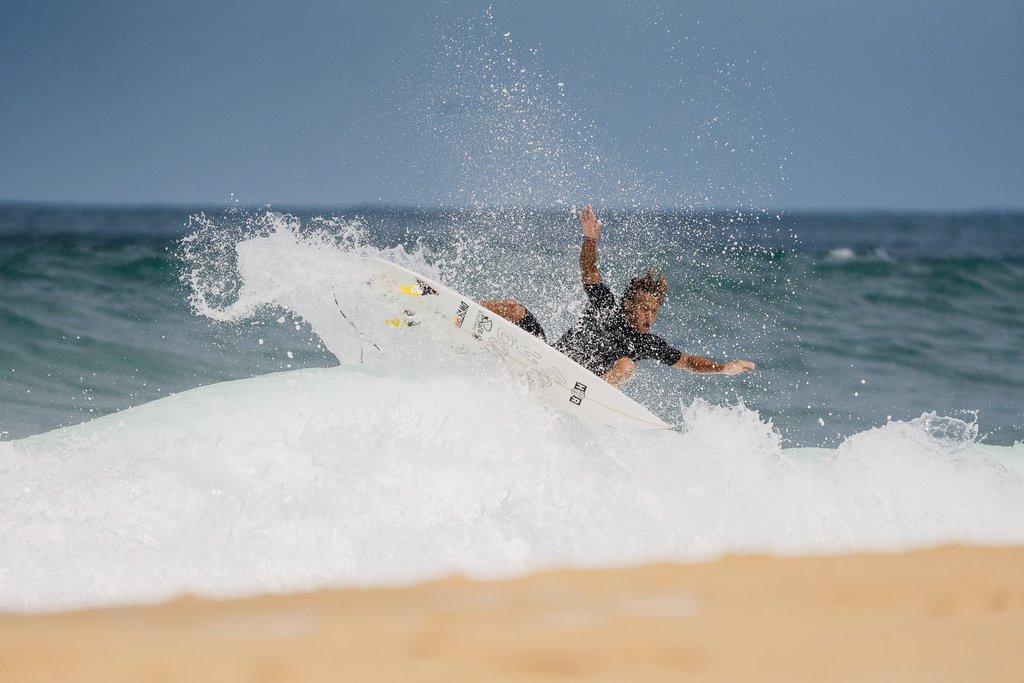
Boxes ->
[368,257,673,431]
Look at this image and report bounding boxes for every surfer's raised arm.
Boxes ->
[578,204,602,285]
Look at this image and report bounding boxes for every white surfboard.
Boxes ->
[369,257,673,431]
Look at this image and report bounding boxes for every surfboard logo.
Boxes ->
[570,381,587,405]
[398,280,439,297]
[454,301,469,327]
[522,365,565,388]
[472,312,493,338]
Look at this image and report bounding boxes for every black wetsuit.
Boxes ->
[517,282,681,376]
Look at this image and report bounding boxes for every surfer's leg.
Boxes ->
[480,299,526,323]
[516,308,547,342]
[480,299,547,342]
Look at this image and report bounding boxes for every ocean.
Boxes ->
[2,203,1023,612]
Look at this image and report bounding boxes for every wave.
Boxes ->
[2,364,1022,613]
[3,214,1023,613]
[823,247,893,263]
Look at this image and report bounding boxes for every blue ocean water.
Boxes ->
[1,205,1021,445]
[2,204,1023,613]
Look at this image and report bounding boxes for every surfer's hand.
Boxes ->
[721,360,755,375]
[578,204,602,240]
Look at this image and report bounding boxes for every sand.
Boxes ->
[1,545,1022,682]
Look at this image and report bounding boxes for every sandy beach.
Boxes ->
[2,544,1022,682]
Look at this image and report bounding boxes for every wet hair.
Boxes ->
[623,268,669,307]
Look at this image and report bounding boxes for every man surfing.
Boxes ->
[481,205,755,387]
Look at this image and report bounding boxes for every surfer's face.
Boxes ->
[623,292,661,333]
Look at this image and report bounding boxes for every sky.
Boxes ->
[1,0,1021,210]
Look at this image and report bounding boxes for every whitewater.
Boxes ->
[3,219,1023,614]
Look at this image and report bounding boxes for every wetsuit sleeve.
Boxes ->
[583,282,616,311]
[639,334,682,366]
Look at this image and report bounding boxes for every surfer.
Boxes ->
[481,205,755,387]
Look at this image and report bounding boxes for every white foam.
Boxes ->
[826,247,856,261]
[182,216,431,366]
[2,367,1022,613]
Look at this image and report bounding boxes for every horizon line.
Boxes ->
[2,199,1023,215]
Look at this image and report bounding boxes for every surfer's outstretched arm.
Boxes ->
[674,354,756,375]
[578,204,602,285]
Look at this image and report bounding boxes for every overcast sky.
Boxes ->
[1,0,1021,210]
